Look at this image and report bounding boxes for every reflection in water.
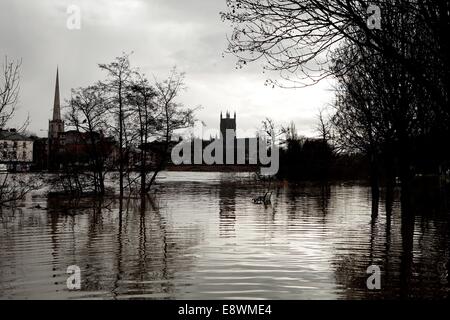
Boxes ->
[333,188,450,299]
[0,172,449,299]
[219,180,236,238]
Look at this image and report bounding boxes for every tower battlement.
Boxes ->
[220,110,236,139]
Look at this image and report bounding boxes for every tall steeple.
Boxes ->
[53,67,61,121]
[49,67,64,140]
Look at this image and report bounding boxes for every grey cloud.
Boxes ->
[0,0,330,137]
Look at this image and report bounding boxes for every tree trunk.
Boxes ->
[118,81,124,199]
[369,152,380,200]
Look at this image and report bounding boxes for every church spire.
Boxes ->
[53,67,61,121]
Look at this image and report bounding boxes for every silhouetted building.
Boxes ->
[59,130,116,167]
[220,111,236,138]
[31,136,48,171]
[221,111,237,163]
[137,140,179,168]
[176,112,260,167]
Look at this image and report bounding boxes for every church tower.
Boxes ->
[48,68,64,139]
[220,111,237,164]
[48,68,64,170]
[220,110,236,139]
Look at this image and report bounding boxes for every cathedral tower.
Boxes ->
[220,111,237,164]
[220,111,236,139]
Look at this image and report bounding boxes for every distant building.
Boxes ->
[220,111,237,163]
[220,111,259,165]
[44,68,117,171]
[220,111,236,139]
[175,111,260,167]
[31,136,48,171]
[60,130,117,166]
[0,129,34,171]
[137,140,180,168]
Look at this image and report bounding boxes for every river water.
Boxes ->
[0,172,449,299]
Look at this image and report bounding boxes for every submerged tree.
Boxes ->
[61,57,197,198]
[63,86,113,195]
[222,0,450,197]
[145,68,196,191]
[126,73,159,195]
[98,53,135,198]
[0,57,41,205]
[330,8,437,196]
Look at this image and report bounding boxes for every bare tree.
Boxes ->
[261,117,284,147]
[59,57,197,198]
[330,36,419,196]
[0,57,42,205]
[221,0,448,96]
[64,86,112,195]
[223,1,450,197]
[0,57,21,129]
[126,73,159,195]
[317,108,332,143]
[98,53,135,198]
[0,173,43,206]
[145,68,196,191]
[281,121,299,142]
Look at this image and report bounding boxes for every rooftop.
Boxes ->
[0,130,33,141]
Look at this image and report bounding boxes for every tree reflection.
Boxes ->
[219,180,236,238]
[44,194,200,298]
[333,188,450,299]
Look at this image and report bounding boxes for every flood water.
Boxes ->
[0,172,449,300]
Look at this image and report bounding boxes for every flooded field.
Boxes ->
[0,172,449,299]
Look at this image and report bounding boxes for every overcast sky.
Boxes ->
[0,0,334,138]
